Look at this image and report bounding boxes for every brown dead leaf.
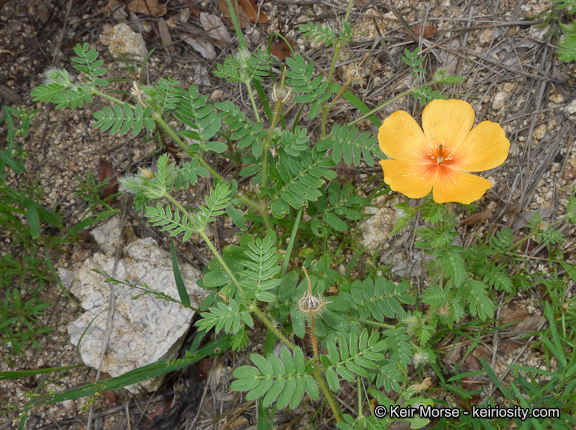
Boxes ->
[217,0,250,28]
[216,0,266,28]
[200,12,232,46]
[127,0,166,17]
[471,345,492,363]
[443,343,465,365]
[500,307,530,324]
[271,37,294,61]
[158,18,172,47]
[513,233,538,252]
[237,0,267,24]
[501,306,545,334]
[195,357,213,379]
[184,36,216,60]
[99,159,118,203]
[462,210,493,225]
[516,316,545,333]
[411,25,438,39]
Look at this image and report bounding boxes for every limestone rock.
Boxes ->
[99,23,148,64]
[59,217,206,393]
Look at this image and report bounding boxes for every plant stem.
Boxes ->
[258,73,287,232]
[196,228,294,350]
[244,81,261,123]
[91,88,126,105]
[312,367,343,422]
[359,319,397,329]
[261,98,283,189]
[155,115,274,229]
[343,0,354,24]
[320,39,344,140]
[357,377,362,418]
[154,116,225,180]
[348,80,442,127]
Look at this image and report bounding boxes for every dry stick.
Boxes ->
[517,47,552,212]
[189,357,218,429]
[126,402,132,430]
[51,0,73,67]
[487,291,506,400]
[518,122,572,217]
[86,203,129,430]
[496,318,548,385]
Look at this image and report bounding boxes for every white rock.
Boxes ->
[358,206,395,250]
[99,23,148,64]
[58,217,206,393]
[492,91,509,110]
[564,99,576,114]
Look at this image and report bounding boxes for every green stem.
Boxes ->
[359,319,397,329]
[357,376,362,418]
[348,80,441,127]
[155,114,274,229]
[261,99,283,189]
[197,228,293,349]
[258,75,287,232]
[244,81,261,123]
[508,215,568,252]
[91,88,126,105]
[320,39,344,140]
[312,367,343,422]
[343,0,354,24]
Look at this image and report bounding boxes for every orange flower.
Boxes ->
[378,99,510,204]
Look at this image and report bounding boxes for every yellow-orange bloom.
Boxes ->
[378,99,510,204]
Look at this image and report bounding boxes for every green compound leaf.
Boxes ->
[71,43,109,85]
[93,103,154,136]
[231,346,317,409]
[322,330,388,392]
[196,299,253,334]
[341,277,415,323]
[435,246,467,287]
[196,182,233,229]
[237,232,282,302]
[173,158,210,190]
[145,203,197,241]
[297,22,336,47]
[421,284,448,308]
[286,55,331,119]
[317,123,379,167]
[270,149,336,218]
[154,77,181,113]
[216,101,266,157]
[174,85,221,154]
[459,280,496,321]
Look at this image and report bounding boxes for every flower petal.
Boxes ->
[378,110,427,162]
[380,159,436,199]
[449,121,510,172]
[432,166,492,204]
[422,100,475,150]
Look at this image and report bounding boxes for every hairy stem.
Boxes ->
[320,39,344,140]
[312,366,343,422]
[245,81,261,123]
[197,228,294,350]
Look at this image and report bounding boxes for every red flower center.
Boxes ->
[428,144,454,167]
